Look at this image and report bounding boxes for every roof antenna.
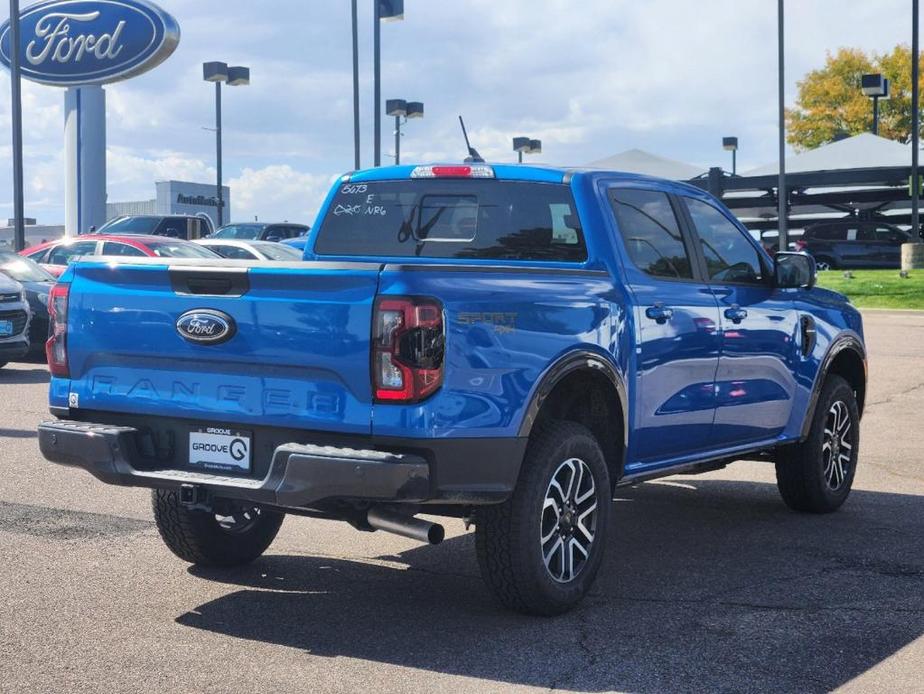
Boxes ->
[458,115,485,163]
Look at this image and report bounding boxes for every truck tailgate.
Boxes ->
[63,259,381,434]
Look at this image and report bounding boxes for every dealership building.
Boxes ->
[107,180,231,230]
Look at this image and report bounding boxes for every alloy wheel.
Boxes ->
[822,400,853,491]
[215,505,263,534]
[540,458,598,583]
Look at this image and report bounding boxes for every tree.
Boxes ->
[786,46,924,150]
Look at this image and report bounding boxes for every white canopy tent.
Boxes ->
[584,149,705,180]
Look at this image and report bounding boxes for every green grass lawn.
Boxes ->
[815,269,924,310]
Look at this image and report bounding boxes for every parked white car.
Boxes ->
[194,239,303,261]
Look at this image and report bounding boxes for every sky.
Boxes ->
[0,0,916,226]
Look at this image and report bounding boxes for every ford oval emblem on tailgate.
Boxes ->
[176,309,235,345]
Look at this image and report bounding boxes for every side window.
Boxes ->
[214,245,255,260]
[26,248,49,262]
[610,188,693,279]
[47,241,98,266]
[685,198,764,284]
[155,219,185,239]
[102,242,146,257]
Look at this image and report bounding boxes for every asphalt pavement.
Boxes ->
[1,310,923,693]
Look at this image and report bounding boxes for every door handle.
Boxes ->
[724,305,748,324]
[645,304,674,324]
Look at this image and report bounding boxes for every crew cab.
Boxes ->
[38,164,867,615]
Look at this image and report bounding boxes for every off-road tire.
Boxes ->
[775,374,859,513]
[476,420,610,616]
[152,490,284,567]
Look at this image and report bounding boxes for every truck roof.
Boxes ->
[348,163,707,195]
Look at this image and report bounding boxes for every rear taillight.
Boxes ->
[46,283,69,377]
[373,297,445,403]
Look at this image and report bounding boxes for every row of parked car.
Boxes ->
[756,219,916,270]
[0,216,311,368]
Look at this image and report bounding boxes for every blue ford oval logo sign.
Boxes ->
[176,310,235,345]
[0,0,180,86]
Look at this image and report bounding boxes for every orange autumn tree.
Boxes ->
[786,46,924,150]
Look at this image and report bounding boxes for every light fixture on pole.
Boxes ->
[386,99,423,165]
[203,61,250,227]
[860,73,890,135]
[513,137,541,163]
[722,136,739,175]
[374,0,404,167]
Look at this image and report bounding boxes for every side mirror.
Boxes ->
[775,252,816,289]
[265,235,280,243]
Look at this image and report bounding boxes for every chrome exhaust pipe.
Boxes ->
[366,507,445,545]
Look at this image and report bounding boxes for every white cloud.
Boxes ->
[226,165,335,225]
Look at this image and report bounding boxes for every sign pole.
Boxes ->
[8,0,25,251]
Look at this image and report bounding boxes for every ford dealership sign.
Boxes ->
[0,0,180,86]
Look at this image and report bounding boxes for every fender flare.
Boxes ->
[800,331,867,440]
[517,350,629,466]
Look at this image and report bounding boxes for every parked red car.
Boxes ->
[20,234,220,277]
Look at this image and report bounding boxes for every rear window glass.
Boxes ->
[314,181,587,261]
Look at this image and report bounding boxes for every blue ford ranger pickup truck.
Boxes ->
[38,163,866,615]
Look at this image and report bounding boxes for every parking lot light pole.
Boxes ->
[513,137,542,163]
[777,0,788,251]
[861,74,890,135]
[723,136,739,175]
[352,0,360,169]
[8,0,26,251]
[374,0,404,167]
[386,99,423,165]
[203,62,250,228]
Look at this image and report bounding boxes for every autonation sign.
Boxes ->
[0,0,180,86]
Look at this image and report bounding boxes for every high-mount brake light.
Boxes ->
[46,283,70,377]
[411,165,495,179]
[373,297,445,403]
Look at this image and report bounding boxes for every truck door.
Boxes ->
[679,195,798,447]
[608,187,722,468]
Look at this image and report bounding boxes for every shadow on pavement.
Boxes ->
[178,479,924,692]
[0,366,49,385]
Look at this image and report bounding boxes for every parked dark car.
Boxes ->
[209,222,309,242]
[91,214,214,240]
[0,250,54,358]
[798,221,912,270]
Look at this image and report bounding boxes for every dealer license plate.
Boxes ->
[0,320,12,337]
[189,427,252,472]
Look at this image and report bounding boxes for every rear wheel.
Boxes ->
[814,256,835,272]
[775,375,859,513]
[476,420,610,616]
[152,490,284,567]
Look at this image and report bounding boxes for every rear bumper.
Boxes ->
[38,416,526,507]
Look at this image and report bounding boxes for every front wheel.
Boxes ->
[152,490,284,567]
[476,420,610,616]
[775,374,859,513]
